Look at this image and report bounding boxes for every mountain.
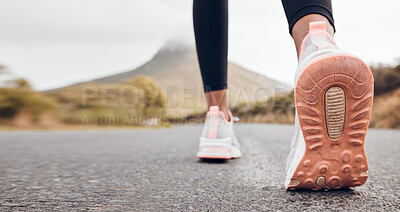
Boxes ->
[51,41,291,115]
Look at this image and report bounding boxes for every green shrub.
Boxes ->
[0,82,58,121]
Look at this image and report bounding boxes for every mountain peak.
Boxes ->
[153,40,195,59]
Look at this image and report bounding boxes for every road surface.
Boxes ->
[0,124,399,211]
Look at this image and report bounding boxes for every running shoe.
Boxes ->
[285,21,374,190]
[197,106,241,159]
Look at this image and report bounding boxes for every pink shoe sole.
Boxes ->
[288,54,374,190]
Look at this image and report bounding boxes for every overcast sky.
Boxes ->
[0,0,399,90]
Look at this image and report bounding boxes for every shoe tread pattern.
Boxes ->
[289,55,374,190]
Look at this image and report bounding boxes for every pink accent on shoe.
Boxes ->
[208,106,219,139]
[199,146,231,154]
[206,106,232,139]
[209,106,219,112]
[309,21,334,49]
[197,155,232,160]
[309,20,326,32]
[298,21,336,60]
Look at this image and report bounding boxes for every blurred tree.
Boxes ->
[7,78,32,89]
[0,78,57,121]
[123,75,166,116]
[124,75,166,108]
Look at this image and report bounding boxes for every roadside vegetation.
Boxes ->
[369,63,400,128]
[231,91,295,124]
[371,63,400,96]
[47,75,166,126]
[0,61,399,129]
[0,79,57,126]
[176,61,400,129]
[0,75,167,128]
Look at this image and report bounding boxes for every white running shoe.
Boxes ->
[197,106,241,159]
[285,21,374,190]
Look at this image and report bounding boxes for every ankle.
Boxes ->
[292,14,335,58]
[205,89,231,121]
[219,107,232,122]
[208,105,231,122]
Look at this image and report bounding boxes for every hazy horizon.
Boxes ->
[0,0,399,91]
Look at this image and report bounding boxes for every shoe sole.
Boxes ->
[288,54,374,190]
[197,141,241,160]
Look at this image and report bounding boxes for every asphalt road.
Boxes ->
[0,124,399,211]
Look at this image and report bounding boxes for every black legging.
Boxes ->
[193,0,335,92]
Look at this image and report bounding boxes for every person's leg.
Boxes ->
[193,0,241,160]
[193,0,230,120]
[282,0,374,190]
